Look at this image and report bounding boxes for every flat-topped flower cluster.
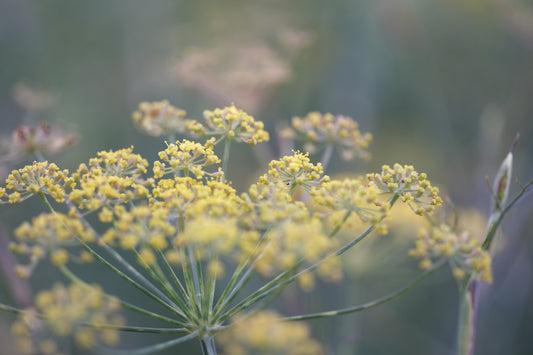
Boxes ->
[0,103,495,355]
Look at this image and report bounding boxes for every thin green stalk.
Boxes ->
[187,246,203,310]
[460,178,533,295]
[102,329,200,355]
[206,256,218,318]
[221,138,232,181]
[58,264,186,326]
[80,323,188,334]
[221,225,376,319]
[320,145,334,172]
[220,195,400,320]
[457,289,475,355]
[182,249,202,317]
[74,240,185,319]
[220,265,300,321]
[212,234,274,318]
[328,210,352,238]
[481,178,533,251]
[157,249,191,304]
[212,256,256,318]
[37,192,55,213]
[212,256,260,319]
[283,260,444,321]
[68,204,180,307]
[131,248,191,320]
[0,302,26,315]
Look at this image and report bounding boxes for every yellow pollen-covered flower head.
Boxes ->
[258,151,329,193]
[68,147,151,211]
[281,112,372,161]
[153,138,220,179]
[11,283,123,355]
[200,105,270,145]
[1,161,74,204]
[367,163,442,215]
[10,213,96,278]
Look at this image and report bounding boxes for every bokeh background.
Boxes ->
[1,0,533,354]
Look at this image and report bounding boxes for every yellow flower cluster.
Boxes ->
[408,224,492,283]
[1,161,74,203]
[79,146,149,178]
[176,216,247,276]
[239,183,309,230]
[259,151,329,193]
[69,147,151,210]
[151,177,240,220]
[219,311,323,355]
[101,205,176,266]
[9,213,95,278]
[281,112,372,161]
[12,283,123,355]
[255,218,337,278]
[367,164,442,215]
[311,178,390,233]
[153,138,220,179]
[199,105,270,145]
[132,100,202,137]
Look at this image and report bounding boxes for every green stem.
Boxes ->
[460,178,533,294]
[102,329,200,355]
[221,194,400,320]
[187,247,203,309]
[38,192,55,213]
[73,240,185,319]
[283,260,444,321]
[81,323,187,334]
[132,248,191,320]
[481,178,533,251]
[221,138,232,182]
[328,210,353,238]
[200,335,218,355]
[157,249,192,305]
[456,180,533,354]
[58,265,186,326]
[69,203,180,307]
[320,145,334,172]
[211,239,268,318]
[0,301,26,315]
[457,289,475,355]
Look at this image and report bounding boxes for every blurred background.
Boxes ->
[1,0,533,354]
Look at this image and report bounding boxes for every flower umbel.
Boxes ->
[259,151,328,193]
[281,112,372,161]
[367,163,442,215]
[153,138,220,179]
[198,105,270,145]
[1,161,74,204]
[69,147,151,211]
[12,283,123,355]
[9,213,95,278]
[409,224,492,283]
